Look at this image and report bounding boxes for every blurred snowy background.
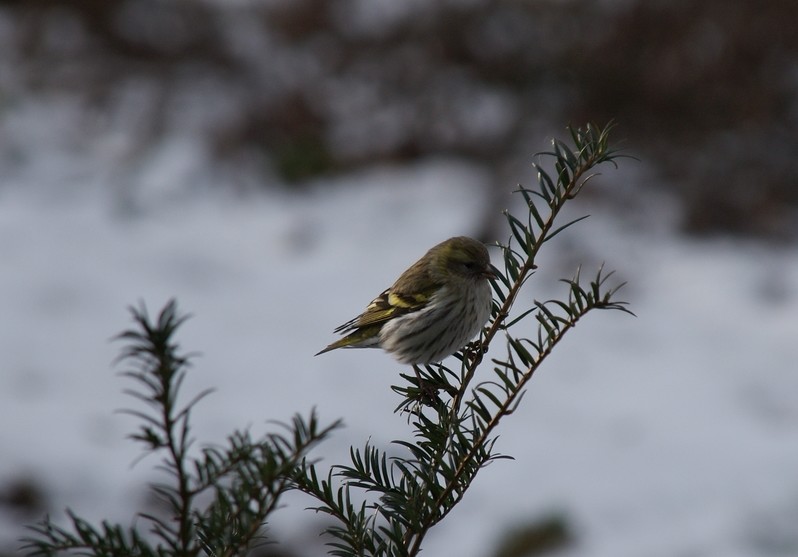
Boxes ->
[1,1,797,556]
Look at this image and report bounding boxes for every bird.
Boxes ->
[316,236,494,365]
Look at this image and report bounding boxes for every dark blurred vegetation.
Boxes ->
[493,513,574,557]
[2,0,796,239]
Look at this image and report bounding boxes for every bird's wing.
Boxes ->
[316,263,443,356]
[333,256,445,333]
[333,284,438,333]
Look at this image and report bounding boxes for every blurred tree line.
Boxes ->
[2,0,796,239]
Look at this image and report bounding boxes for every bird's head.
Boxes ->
[435,236,495,282]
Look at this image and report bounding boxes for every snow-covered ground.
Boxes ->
[2,140,797,557]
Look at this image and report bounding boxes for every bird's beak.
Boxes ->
[483,265,499,280]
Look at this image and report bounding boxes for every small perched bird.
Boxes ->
[316,236,494,365]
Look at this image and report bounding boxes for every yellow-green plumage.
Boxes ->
[316,236,494,365]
